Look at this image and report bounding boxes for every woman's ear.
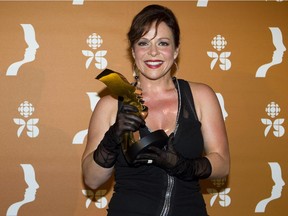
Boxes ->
[131,48,135,59]
[174,47,180,59]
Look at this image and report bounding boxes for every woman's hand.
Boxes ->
[93,104,145,168]
[113,104,145,137]
[134,133,212,181]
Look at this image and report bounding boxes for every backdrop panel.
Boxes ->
[0,1,287,215]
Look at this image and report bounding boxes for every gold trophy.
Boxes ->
[96,69,168,164]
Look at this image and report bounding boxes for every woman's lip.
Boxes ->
[144,60,163,68]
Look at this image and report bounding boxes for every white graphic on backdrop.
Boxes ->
[216,93,228,121]
[82,189,108,209]
[207,178,231,207]
[13,101,39,138]
[256,27,286,78]
[261,102,285,137]
[72,92,100,144]
[82,33,107,70]
[255,162,285,213]
[207,35,231,71]
[197,0,208,7]
[72,0,84,5]
[6,164,39,216]
[6,24,39,76]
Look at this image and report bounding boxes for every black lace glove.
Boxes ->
[134,133,212,181]
[93,104,145,168]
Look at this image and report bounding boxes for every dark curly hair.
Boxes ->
[128,5,180,49]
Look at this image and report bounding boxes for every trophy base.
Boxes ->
[124,130,168,164]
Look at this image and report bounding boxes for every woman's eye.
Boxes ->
[137,41,148,46]
[159,41,169,46]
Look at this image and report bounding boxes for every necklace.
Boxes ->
[172,77,181,136]
[136,77,181,136]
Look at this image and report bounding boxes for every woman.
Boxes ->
[82,4,230,216]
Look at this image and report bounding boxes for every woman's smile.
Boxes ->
[144,60,164,69]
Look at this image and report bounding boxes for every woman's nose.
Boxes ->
[148,44,159,57]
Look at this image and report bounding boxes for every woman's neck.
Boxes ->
[137,76,175,94]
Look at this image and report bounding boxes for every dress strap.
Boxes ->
[177,79,199,121]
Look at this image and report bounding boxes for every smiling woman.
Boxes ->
[82,4,230,216]
[1,1,288,216]
[131,21,179,81]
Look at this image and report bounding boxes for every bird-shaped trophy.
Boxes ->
[96,69,168,164]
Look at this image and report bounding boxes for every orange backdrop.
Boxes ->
[1,1,288,215]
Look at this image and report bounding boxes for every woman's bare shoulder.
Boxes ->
[187,81,216,98]
[185,81,218,120]
[95,94,118,110]
[91,95,118,123]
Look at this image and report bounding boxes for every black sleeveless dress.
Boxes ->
[107,78,208,216]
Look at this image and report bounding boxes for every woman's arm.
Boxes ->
[192,82,230,178]
[82,96,117,189]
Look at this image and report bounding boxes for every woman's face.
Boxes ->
[132,22,179,80]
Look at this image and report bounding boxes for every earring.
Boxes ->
[171,61,179,78]
[133,63,139,80]
[174,61,179,71]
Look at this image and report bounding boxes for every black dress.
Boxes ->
[107,78,208,216]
